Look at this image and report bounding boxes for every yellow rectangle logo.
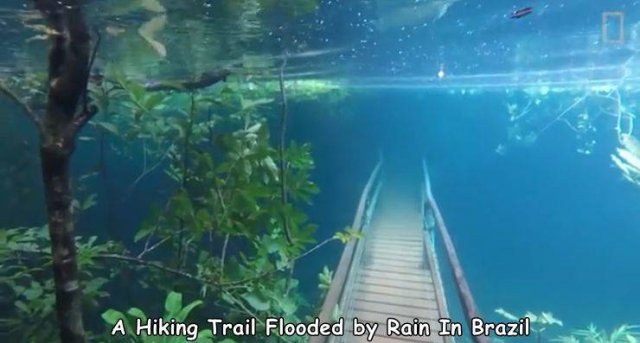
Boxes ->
[602,11,624,43]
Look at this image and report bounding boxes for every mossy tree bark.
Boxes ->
[32,1,97,342]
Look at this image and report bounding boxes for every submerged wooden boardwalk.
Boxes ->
[310,160,485,343]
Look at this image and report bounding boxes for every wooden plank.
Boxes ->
[352,292,438,309]
[368,236,423,243]
[344,318,442,343]
[358,269,433,284]
[345,332,442,343]
[368,234,423,241]
[366,249,423,257]
[363,267,426,277]
[349,311,443,332]
[356,283,436,300]
[357,276,434,292]
[364,256,423,266]
[365,248,423,257]
[366,246,424,256]
[351,300,441,320]
[366,238,423,244]
[365,240,424,251]
[365,259,422,269]
[368,233,423,239]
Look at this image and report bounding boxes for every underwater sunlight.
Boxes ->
[0,0,639,343]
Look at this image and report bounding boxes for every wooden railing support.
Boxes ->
[422,160,489,343]
[309,158,383,343]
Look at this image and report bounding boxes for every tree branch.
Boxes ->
[94,236,337,289]
[0,82,43,132]
[278,52,293,245]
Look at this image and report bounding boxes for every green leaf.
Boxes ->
[133,222,155,243]
[194,329,215,343]
[275,296,297,315]
[241,292,270,312]
[495,308,518,321]
[221,292,236,305]
[101,309,127,325]
[81,193,98,211]
[14,300,30,314]
[240,98,273,110]
[164,291,182,315]
[144,93,165,110]
[126,307,148,322]
[128,82,146,102]
[175,300,203,322]
[94,121,119,135]
[331,304,342,322]
[23,282,43,300]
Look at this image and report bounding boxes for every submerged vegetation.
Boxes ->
[496,308,639,343]
[0,1,638,343]
[499,82,640,188]
[553,324,640,343]
[0,1,356,342]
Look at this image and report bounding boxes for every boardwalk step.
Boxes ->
[363,267,427,277]
[368,239,423,245]
[368,236,423,242]
[365,248,423,259]
[352,292,438,310]
[364,255,424,265]
[345,331,441,343]
[367,242,423,250]
[349,311,443,332]
[351,300,441,320]
[355,283,436,300]
[359,269,432,283]
[357,275,434,291]
[365,259,423,269]
[365,255,424,263]
[366,248,423,258]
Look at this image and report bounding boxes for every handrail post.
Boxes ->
[422,160,489,343]
[309,158,383,343]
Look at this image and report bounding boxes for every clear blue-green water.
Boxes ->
[1,0,639,342]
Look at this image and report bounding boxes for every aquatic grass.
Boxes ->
[553,324,640,343]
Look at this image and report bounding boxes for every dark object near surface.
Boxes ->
[144,69,231,92]
[511,6,533,19]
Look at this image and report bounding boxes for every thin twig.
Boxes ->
[94,236,337,288]
[137,236,170,259]
[0,82,42,132]
[278,52,293,245]
[94,253,205,282]
[122,143,173,201]
[219,233,230,281]
[139,196,173,257]
[82,26,101,111]
[68,105,98,137]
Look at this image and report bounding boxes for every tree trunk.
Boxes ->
[33,1,96,342]
[41,145,86,343]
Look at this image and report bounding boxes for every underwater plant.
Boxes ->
[495,308,563,342]
[1,34,357,343]
[0,0,353,342]
[0,226,119,342]
[101,291,215,343]
[552,324,640,343]
[611,134,640,187]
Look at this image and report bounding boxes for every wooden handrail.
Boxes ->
[309,158,383,343]
[422,212,453,343]
[422,160,489,343]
